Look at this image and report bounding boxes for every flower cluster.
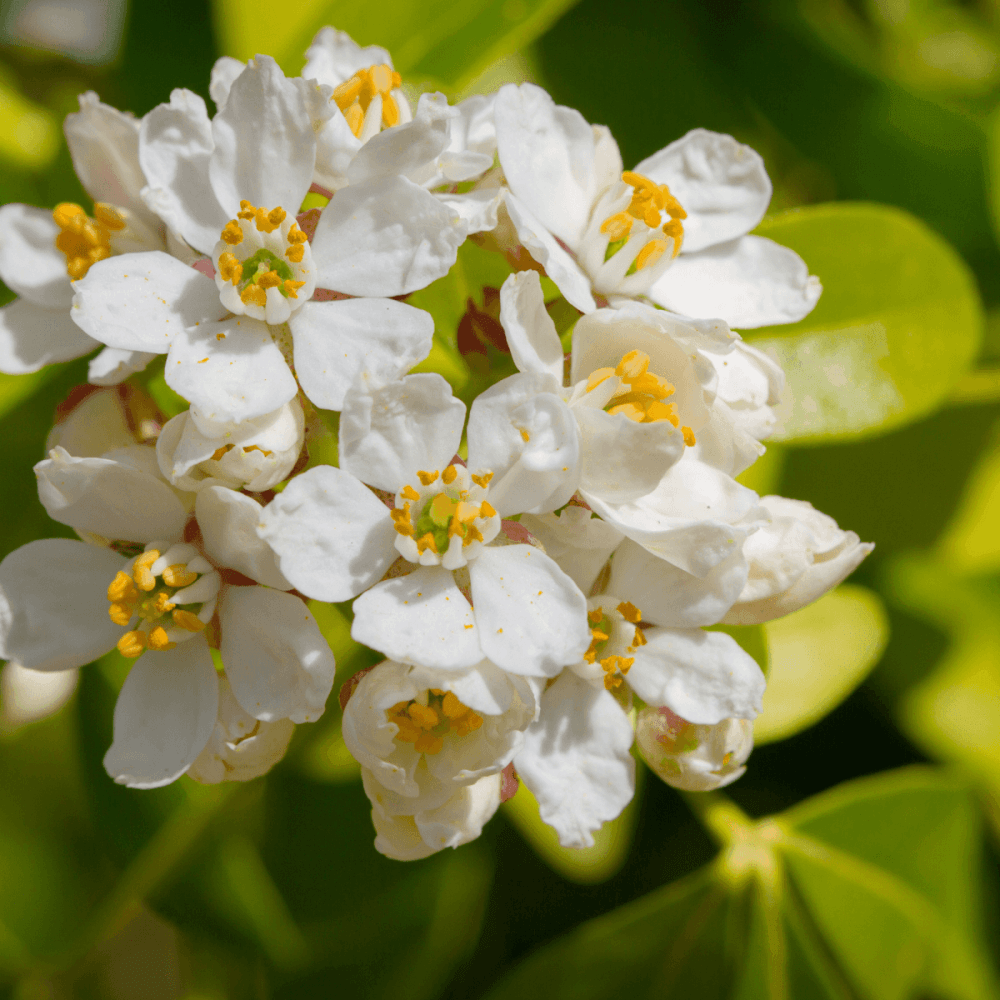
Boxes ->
[0,28,870,858]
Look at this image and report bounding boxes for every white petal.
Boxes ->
[495,83,607,248]
[0,539,125,671]
[164,316,297,423]
[436,188,502,235]
[1,662,79,731]
[503,192,595,313]
[0,298,96,374]
[257,465,396,601]
[575,407,684,505]
[87,346,157,386]
[0,204,73,308]
[351,567,482,670]
[499,270,565,383]
[103,638,219,788]
[471,545,590,677]
[65,91,156,224]
[219,586,334,724]
[139,89,229,256]
[313,112,363,191]
[346,92,454,184]
[650,236,822,329]
[609,538,748,628]
[635,129,771,254]
[209,57,246,111]
[414,774,501,852]
[311,176,464,297]
[70,251,226,352]
[210,55,332,217]
[467,374,580,517]
[303,26,393,86]
[628,627,765,724]
[519,507,624,595]
[290,297,434,411]
[196,486,290,589]
[584,459,765,577]
[340,373,465,492]
[515,671,634,848]
[36,446,187,542]
[45,388,134,457]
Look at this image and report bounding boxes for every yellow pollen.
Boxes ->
[132,550,160,592]
[257,270,282,290]
[108,603,134,626]
[586,367,615,392]
[53,201,114,280]
[147,626,176,651]
[93,203,126,231]
[634,239,668,272]
[600,211,633,242]
[600,654,634,690]
[332,64,404,138]
[480,500,496,519]
[628,628,648,651]
[283,279,305,298]
[218,252,243,285]
[442,465,458,485]
[471,471,493,488]
[616,350,648,380]
[285,244,305,263]
[588,607,605,625]
[162,565,198,588]
[682,426,696,447]
[150,591,176,614]
[390,504,413,536]
[221,220,244,246]
[617,601,642,624]
[401,485,421,501]
[387,691,482,755]
[519,428,530,443]
[108,570,138,603]
[241,284,267,308]
[287,226,308,244]
[463,523,484,547]
[663,218,684,256]
[417,470,439,486]
[416,533,439,554]
[172,609,207,632]
[599,350,683,425]
[117,630,147,659]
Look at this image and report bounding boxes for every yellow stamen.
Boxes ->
[343,104,364,137]
[401,485,420,501]
[285,244,305,263]
[162,565,198,588]
[442,465,458,485]
[108,603,134,626]
[218,251,242,285]
[241,284,267,308]
[257,270,281,290]
[471,471,493,488]
[417,470,439,486]
[117,630,148,658]
[682,426,696,447]
[586,367,615,392]
[147,626,176,651]
[150,591,176,614]
[382,92,400,127]
[617,601,642,623]
[588,608,605,625]
[287,226,308,244]
[408,702,439,729]
[414,733,444,754]
[634,239,668,272]
[283,279,305,298]
[600,211,633,242]
[390,504,413,536]
[93,203,126,231]
[480,500,496,519]
[53,202,114,280]
[221,220,244,246]
[132,550,160,592]
[108,570,138,603]
[172,609,207,632]
[416,533,439,554]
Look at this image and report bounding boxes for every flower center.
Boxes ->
[585,601,646,690]
[387,689,484,755]
[585,349,696,443]
[107,544,220,658]
[599,171,686,272]
[390,464,500,567]
[52,202,125,280]
[332,63,403,138]
[213,202,314,324]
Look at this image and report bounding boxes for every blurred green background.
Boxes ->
[3,0,1000,996]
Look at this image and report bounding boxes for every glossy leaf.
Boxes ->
[747,203,982,444]
[755,584,889,744]
[485,768,1000,1000]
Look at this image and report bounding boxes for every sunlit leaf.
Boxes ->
[486,768,1000,1000]
[747,203,982,444]
[501,768,642,885]
[754,584,889,744]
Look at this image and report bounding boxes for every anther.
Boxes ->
[162,565,198,588]
[172,609,207,632]
[147,626,176,651]
[221,220,244,246]
[416,533,439,554]
[117,630,147,658]
[617,601,642,623]
[471,471,493,488]
[634,239,668,271]
[132,550,160,592]
[401,485,420,501]
[108,570,138,603]
[682,426,696,447]
[442,465,458,485]
[417,470,439,486]
[93,203,126,231]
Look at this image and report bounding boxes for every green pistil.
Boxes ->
[414,493,459,553]
[240,248,295,298]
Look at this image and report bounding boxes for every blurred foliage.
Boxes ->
[2,0,1000,997]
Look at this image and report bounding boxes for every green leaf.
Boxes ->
[486,768,1000,1000]
[501,765,643,884]
[746,202,982,444]
[213,0,579,90]
[754,584,889,744]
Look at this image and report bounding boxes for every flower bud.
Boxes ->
[635,705,752,791]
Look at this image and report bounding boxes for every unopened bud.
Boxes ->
[635,706,753,792]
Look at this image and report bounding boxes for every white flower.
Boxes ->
[494,83,821,326]
[0,661,79,733]
[73,56,456,421]
[156,398,304,493]
[722,496,874,625]
[187,675,296,784]
[45,385,159,459]
[1,446,335,786]
[363,768,502,861]
[635,706,754,791]
[259,372,592,677]
[0,93,164,378]
[341,658,537,810]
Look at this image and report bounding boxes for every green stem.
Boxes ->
[680,790,752,847]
